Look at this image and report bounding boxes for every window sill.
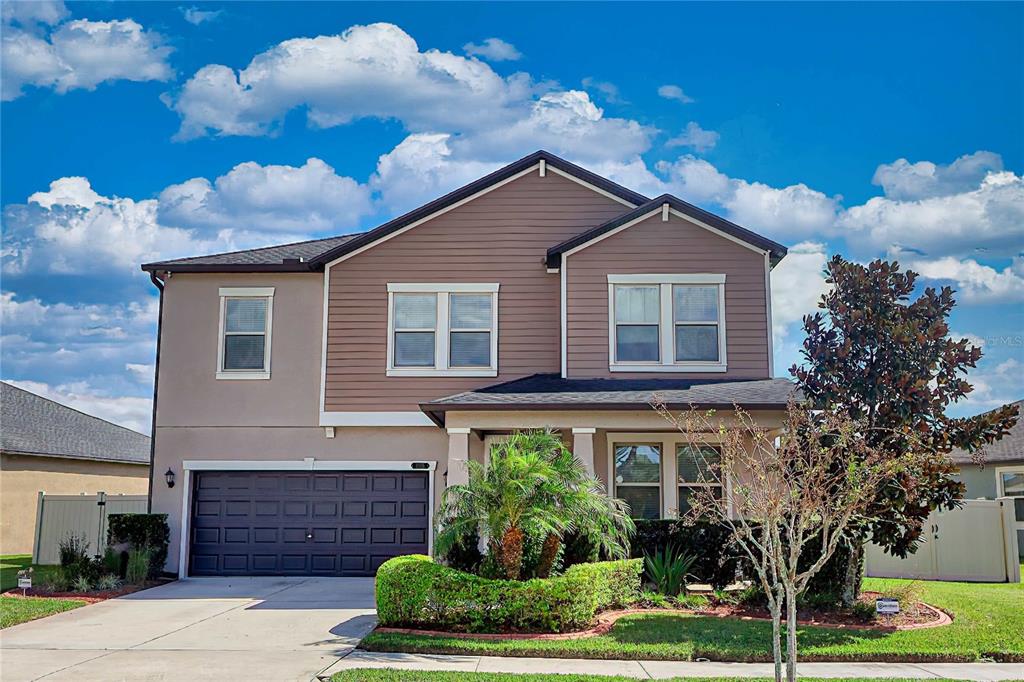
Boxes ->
[609,364,727,373]
[386,368,498,378]
[216,371,271,380]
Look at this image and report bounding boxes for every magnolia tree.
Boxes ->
[652,399,927,682]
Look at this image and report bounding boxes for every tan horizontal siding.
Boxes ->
[324,171,630,412]
[566,212,771,380]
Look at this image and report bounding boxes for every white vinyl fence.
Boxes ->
[32,492,148,565]
[865,497,1021,583]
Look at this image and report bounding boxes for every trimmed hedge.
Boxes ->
[107,513,170,578]
[376,555,642,633]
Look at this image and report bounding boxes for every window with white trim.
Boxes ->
[613,443,661,519]
[387,283,498,377]
[608,274,726,372]
[217,287,273,380]
[676,444,723,515]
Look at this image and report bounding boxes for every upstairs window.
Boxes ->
[608,275,726,372]
[217,287,273,380]
[387,283,498,377]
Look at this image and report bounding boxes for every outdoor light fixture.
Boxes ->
[165,468,176,488]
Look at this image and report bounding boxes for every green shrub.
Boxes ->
[96,574,121,590]
[108,514,169,578]
[57,533,101,585]
[125,547,152,584]
[72,575,92,593]
[631,520,743,589]
[376,555,642,633]
[644,546,697,597]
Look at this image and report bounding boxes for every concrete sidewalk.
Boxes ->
[322,651,1024,681]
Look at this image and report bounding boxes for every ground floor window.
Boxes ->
[608,432,731,519]
[612,443,662,519]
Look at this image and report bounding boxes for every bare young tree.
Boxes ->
[651,399,927,682]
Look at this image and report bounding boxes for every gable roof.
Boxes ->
[141,151,648,274]
[307,150,649,267]
[420,373,798,426]
[546,194,789,269]
[950,399,1023,465]
[141,234,360,273]
[0,382,150,465]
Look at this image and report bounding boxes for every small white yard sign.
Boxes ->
[875,597,899,614]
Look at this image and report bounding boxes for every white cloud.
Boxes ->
[2,169,335,276]
[463,37,521,61]
[1,0,68,27]
[666,122,720,152]
[872,151,1004,201]
[956,358,1023,415]
[5,379,152,434]
[2,11,173,101]
[167,22,655,163]
[770,241,830,340]
[906,256,1024,304]
[950,331,986,349]
[655,155,841,240]
[370,133,503,213]
[180,6,223,25]
[582,77,623,103]
[158,158,372,232]
[1,291,158,433]
[169,23,528,140]
[841,167,1024,260]
[658,84,694,103]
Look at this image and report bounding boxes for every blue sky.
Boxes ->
[2,1,1022,432]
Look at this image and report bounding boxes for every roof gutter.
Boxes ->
[146,271,165,513]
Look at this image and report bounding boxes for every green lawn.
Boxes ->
[1,554,87,628]
[330,672,961,682]
[0,596,86,628]
[360,577,1024,663]
[0,554,33,591]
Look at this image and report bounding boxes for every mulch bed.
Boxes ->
[374,592,951,641]
[2,578,173,604]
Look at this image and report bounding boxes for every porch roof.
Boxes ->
[420,373,797,426]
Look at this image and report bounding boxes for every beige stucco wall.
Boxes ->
[0,452,149,555]
[155,272,324,428]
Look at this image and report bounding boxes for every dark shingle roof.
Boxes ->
[950,399,1023,464]
[421,374,797,424]
[0,382,150,465]
[141,234,360,272]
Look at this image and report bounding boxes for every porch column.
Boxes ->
[446,427,471,487]
[571,427,596,477]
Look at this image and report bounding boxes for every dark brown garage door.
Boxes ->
[189,470,429,576]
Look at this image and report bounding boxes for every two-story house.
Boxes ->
[142,151,793,578]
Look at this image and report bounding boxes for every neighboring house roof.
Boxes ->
[420,373,798,425]
[545,194,789,269]
[950,399,1023,464]
[141,150,786,274]
[140,234,360,273]
[0,382,150,465]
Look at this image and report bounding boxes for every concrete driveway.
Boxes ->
[0,577,377,682]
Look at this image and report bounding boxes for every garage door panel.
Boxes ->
[189,470,429,576]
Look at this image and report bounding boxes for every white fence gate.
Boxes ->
[32,492,148,565]
[865,498,1021,583]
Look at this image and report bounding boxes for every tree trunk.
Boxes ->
[785,584,798,682]
[840,541,865,607]
[768,598,783,682]
[536,533,561,578]
[499,526,525,580]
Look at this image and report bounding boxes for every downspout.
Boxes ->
[146,271,166,513]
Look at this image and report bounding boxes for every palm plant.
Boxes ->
[435,429,634,580]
